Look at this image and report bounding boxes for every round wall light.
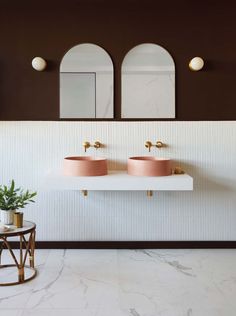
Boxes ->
[32,57,47,71]
[189,57,204,71]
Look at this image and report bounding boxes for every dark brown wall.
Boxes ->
[1,0,236,120]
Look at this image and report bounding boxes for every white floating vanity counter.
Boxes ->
[44,170,193,191]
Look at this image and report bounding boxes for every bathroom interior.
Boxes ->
[0,0,236,315]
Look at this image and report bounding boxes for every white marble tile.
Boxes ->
[1,249,236,316]
[20,308,127,316]
[0,249,50,268]
[0,310,22,316]
[117,249,236,315]
[25,249,119,310]
[0,250,50,309]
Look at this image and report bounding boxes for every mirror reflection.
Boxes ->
[121,43,175,119]
[60,43,114,119]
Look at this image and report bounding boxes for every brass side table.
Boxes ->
[0,221,36,286]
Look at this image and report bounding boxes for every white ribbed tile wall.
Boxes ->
[0,121,235,241]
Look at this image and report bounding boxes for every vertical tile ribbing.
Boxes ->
[0,121,235,241]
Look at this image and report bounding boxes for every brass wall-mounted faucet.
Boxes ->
[81,190,88,197]
[145,140,164,152]
[83,141,102,153]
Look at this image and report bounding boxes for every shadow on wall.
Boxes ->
[107,159,235,194]
[174,160,236,194]
[108,159,127,170]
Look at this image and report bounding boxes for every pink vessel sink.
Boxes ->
[63,156,108,176]
[128,156,172,177]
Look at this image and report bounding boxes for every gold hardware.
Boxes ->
[13,212,23,228]
[145,140,164,152]
[173,166,185,174]
[81,190,88,197]
[147,190,153,197]
[94,141,101,150]
[145,141,153,152]
[156,141,163,149]
[19,267,24,276]
[83,141,102,152]
[0,224,37,286]
[83,141,91,153]
[18,267,25,282]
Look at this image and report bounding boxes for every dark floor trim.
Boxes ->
[6,241,236,249]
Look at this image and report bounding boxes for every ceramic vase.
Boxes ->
[0,210,15,225]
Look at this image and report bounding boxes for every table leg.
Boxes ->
[0,227,37,286]
[0,240,5,265]
[29,230,35,268]
[18,235,25,282]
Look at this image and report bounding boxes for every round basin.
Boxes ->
[63,156,108,176]
[128,156,172,176]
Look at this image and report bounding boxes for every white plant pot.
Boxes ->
[0,210,15,225]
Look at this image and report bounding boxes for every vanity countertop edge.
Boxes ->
[43,170,193,191]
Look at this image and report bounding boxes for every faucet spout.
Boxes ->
[83,142,90,153]
[145,141,153,152]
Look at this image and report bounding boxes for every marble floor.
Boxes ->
[0,249,236,315]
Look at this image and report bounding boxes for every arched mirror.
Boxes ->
[60,43,114,119]
[121,43,175,119]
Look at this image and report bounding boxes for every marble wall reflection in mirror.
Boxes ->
[60,43,114,119]
[121,43,175,119]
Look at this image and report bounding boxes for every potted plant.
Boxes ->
[0,180,37,225]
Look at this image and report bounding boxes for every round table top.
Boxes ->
[0,221,36,237]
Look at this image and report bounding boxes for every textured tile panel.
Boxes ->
[0,121,235,240]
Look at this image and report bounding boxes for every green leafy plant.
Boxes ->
[0,180,37,211]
